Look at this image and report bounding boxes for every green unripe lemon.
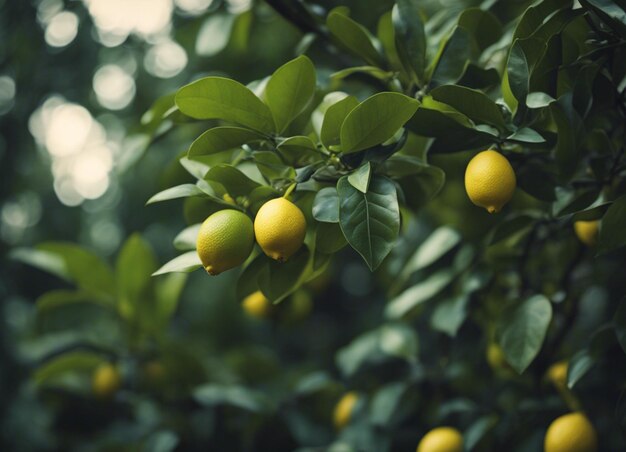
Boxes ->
[196,209,254,275]
[465,150,516,213]
[254,198,306,262]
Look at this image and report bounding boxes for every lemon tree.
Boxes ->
[5,0,626,450]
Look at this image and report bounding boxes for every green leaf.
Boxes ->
[392,0,426,82]
[497,295,553,374]
[143,431,179,452]
[258,248,310,303]
[265,55,317,133]
[507,127,546,143]
[550,94,582,180]
[429,85,506,129]
[188,126,265,158]
[431,295,470,337]
[429,26,475,87]
[385,269,456,319]
[173,224,201,251]
[253,151,296,181]
[458,8,503,51]
[194,384,275,413]
[464,415,499,451]
[567,348,594,389]
[330,66,393,83]
[320,95,359,149]
[175,77,275,133]
[116,234,157,314]
[598,193,626,254]
[147,184,207,205]
[385,156,446,208]
[155,273,188,326]
[336,324,418,377]
[379,323,418,362]
[348,162,372,193]
[337,176,400,271]
[312,187,340,223]
[34,351,106,385]
[276,136,320,166]
[340,92,419,154]
[315,222,347,254]
[14,243,115,297]
[369,382,410,427]
[204,164,261,198]
[36,290,115,314]
[580,0,626,39]
[489,214,537,245]
[404,226,461,274]
[152,251,202,276]
[327,11,384,67]
[526,92,556,108]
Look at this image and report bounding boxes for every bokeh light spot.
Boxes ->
[93,65,136,110]
[45,11,79,47]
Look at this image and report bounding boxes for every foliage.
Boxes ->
[5,0,626,450]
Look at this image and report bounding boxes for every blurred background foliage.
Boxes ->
[1,0,626,451]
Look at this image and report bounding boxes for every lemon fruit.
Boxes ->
[92,363,122,398]
[574,221,599,246]
[196,209,254,275]
[242,291,271,318]
[333,391,358,430]
[544,412,598,452]
[417,427,463,452]
[486,343,512,373]
[547,361,568,388]
[465,150,516,213]
[254,198,306,262]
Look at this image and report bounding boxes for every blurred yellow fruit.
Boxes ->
[92,363,121,398]
[486,343,511,372]
[242,291,271,319]
[254,198,306,262]
[196,209,254,275]
[547,361,568,388]
[333,391,358,430]
[465,150,516,213]
[417,426,463,452]
[222,193,236,205]
[544,412,597,452]
[574,221,599,246]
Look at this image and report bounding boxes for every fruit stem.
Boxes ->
[283,183,297,199]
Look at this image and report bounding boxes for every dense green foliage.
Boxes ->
[3,0,626,450]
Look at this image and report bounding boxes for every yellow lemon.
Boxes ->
[92,363,121,398]
[547,361,568,388]
[196,209,254,275]
[333,391,358,430]
[544,412,598,452]
[465,150,516,213]
[417,427,463,452]
[254,198,306,262]
[242,291,271,318]
[486,343,511,373]
[574,221,599,246]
